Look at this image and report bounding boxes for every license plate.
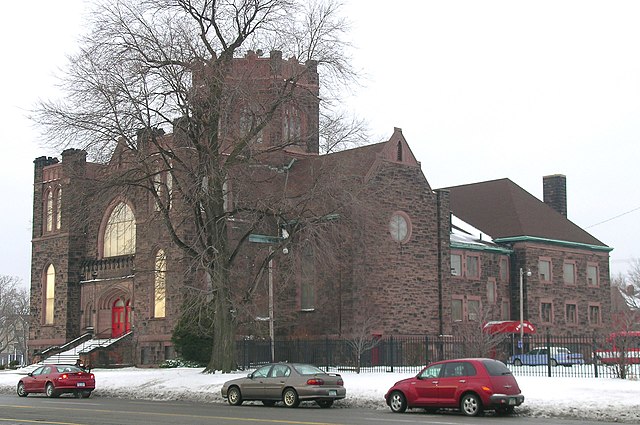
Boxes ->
[77,382,85,387]
[329,390,337,396]
[509,398,515,405]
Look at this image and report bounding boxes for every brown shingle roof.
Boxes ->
[443,178,608,247]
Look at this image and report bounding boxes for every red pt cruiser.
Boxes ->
[385,358,524,416]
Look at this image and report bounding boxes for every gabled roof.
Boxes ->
[283,128,423,198]
[443,178,609,249]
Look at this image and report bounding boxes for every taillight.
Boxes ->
[90,374,95,380]
[60,374,68,380]
[337,378,344,386]
[306,378,324,385]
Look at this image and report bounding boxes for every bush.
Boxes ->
[159,358,204,368]
[171,299,214,365]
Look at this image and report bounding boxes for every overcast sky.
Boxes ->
[2,0,639,287]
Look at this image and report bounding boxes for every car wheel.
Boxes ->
[283,388,299,408]
[227,386,243,406]
[460,393,483,416]
[16,382,28,397]
[513,359,522,366]
[388,390,407,413]
[550,359,558,367]
[262,400,276,407]
[81,391,92,399]
[316,399,334,408]
[45,383,58,398]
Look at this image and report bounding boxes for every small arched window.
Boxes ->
[396,141,403,162]
[154,249,166,318]
[55,187,62,230]
[45,264,55,324]
[153,166,173,212]
[45,190,53,232]
[283,106,302,142]
[103,202,136,257]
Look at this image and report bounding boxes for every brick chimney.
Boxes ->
[543,174,567,217]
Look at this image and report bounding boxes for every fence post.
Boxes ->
[546,329,552,377]
[592,334,599,378]
[325,337,330,372]
[390,336,394,373]
[424,335,429,365]
[242,339,246,370]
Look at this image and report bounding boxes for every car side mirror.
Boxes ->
[27,373,33,377]
[247,372,253,379]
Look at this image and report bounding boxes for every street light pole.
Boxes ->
[268,246,274,363]
[519,267,531,354]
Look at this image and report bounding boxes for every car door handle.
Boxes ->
[431,381,439,384]
[458,380,466,383]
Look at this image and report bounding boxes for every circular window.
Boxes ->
[389,212,410,243]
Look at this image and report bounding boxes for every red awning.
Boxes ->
[482,320,537,335]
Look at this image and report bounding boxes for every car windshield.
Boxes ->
[482,359,513,376]
[292,364,325,375]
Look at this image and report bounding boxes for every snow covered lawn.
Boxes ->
[1,367,638,422]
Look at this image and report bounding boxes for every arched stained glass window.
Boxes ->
[154,250,166,318]
[45,264,55,324]
[103,202,136,257]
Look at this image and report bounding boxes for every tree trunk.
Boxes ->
[207,288,235,373]
[205,247,236,373]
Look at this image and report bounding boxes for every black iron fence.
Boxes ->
[234,333,640,379]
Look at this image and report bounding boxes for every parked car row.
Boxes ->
[15,358,525,417]
[221,358,525,417]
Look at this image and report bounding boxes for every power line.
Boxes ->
[586,206,640,229]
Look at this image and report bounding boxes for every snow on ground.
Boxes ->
[0,367,638,423]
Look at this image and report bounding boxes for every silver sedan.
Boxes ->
[221,363,346,408]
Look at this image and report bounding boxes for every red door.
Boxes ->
[112,299,125,337]
[413,363,443,406]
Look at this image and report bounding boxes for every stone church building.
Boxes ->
[29,51,612,366]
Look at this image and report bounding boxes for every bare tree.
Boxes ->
[454,304,510,360]
[345,315,381,374]
[603,261,640,378]
[0,276,29,364]
[32,0,360,373]
[611,260,640,324]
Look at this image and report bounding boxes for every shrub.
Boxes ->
[171,299,214,365]
[159,358,204,368]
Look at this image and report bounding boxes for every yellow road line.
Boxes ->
[0,419,85,425]
[0,404,344,425]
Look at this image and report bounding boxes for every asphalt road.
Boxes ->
[0,395,623,425]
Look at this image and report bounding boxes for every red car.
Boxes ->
[385,358,524,416]
[17,364,95,398]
